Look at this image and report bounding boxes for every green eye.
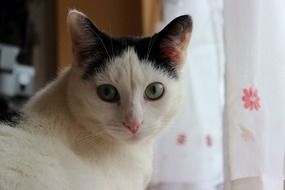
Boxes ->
[145,82,164,100]
[97,84,119,102]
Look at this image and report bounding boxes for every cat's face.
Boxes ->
[66,10,192,144]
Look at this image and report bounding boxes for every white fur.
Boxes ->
[0,48,184,190]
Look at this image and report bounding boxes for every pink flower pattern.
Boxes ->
[206,135,213,147]
[176,133,186,145]
[240,125,255,142]
[242,87,261,111]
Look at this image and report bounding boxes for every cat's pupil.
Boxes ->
[104,88,111,96]
[151,86,157,94]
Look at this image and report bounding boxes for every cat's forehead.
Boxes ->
[95,48,168,86]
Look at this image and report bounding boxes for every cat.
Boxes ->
[0,10,192,190]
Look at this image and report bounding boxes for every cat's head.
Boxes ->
[66,10,192,144]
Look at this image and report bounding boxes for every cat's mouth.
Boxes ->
[127,134,140,142]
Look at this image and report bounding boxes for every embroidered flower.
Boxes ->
[206,135,213,147]
[161,154,168,160]
[239,125,255,142]
[176,133,186,145]
[242,87,261,111]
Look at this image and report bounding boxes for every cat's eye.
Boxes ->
[97,84,120,103]
[145,82,164,101]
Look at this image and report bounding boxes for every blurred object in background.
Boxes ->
[0,0,34,66]
[0,0,57,116]
[0,0,37,116]
[0,0,36,94]
[0,44,34,97]
[0,0,36,98]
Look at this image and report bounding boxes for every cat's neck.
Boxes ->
[22,68,154,162]
[23,68,74,137]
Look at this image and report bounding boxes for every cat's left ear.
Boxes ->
[157,15,192,67]
[67,9,109,65]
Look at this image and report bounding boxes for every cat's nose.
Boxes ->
[122,120,141,134]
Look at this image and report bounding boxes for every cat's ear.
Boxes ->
[157,15,192,67]
[67,9,108,65]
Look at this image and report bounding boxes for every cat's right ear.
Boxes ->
[67,10,107,65]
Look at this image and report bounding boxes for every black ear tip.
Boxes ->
[173,14,193,29]
[161,14,193,35]
[177,15,192,22]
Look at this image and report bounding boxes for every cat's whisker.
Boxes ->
[146,34,158,61]
[146,37,153,60]
[146,37,154,61]
[110,36,114,57]
[85,22,112,60]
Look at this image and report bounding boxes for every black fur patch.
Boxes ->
[76,15,192,80]
[0,111,23,127]
[82,36,179,79]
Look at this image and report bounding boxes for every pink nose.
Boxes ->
[123,120,141,134]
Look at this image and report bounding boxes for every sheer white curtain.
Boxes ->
[223,0,285,189]
[151,0,224,189]
[151,0,285,190]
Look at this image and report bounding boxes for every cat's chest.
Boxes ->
[68,145,153,190]
[98,148,152,189]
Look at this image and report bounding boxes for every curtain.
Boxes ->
[151,0,285,190]
[151,0,224,189]
[223,0,285,189]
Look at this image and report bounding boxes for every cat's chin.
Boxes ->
[125,134,144,144]
[107,133,150,145]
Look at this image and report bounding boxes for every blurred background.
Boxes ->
[0,0,284,190]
